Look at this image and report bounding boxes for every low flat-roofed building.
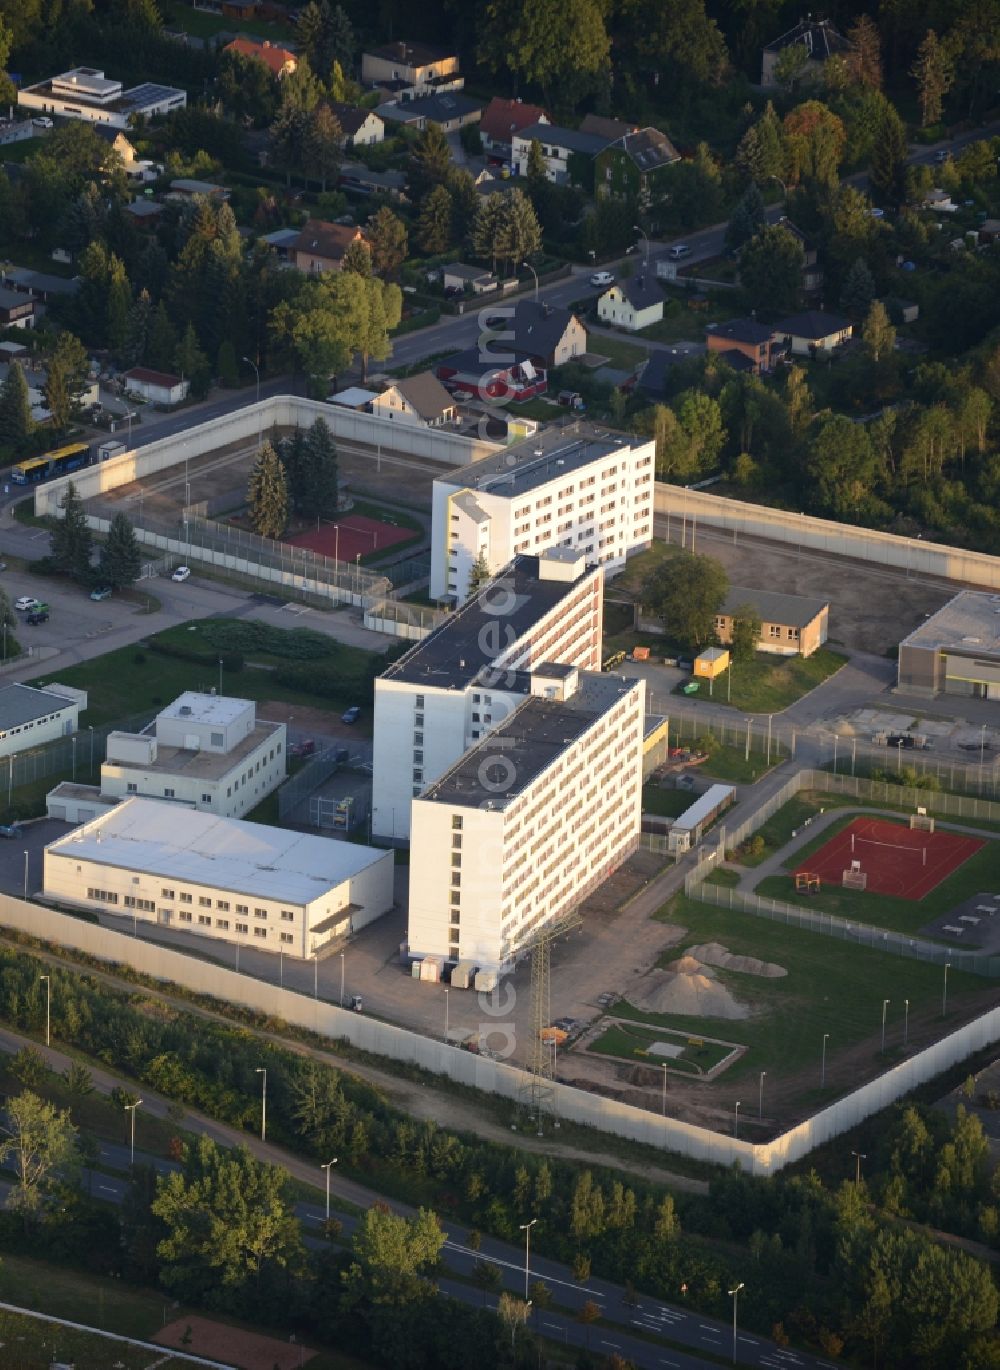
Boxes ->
[372,549,604,841]
[17,67,186,130]
[0,682,86,760]
[121,367,189,406]
[715,587,829,658]
[407,667,644,971]
[898,591,1000,698]
[43,797,395,955]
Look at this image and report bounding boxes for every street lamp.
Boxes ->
[821,1032,829,1089]
[71,735,77,781]
[734,1100,741,1139]
[661,1062,668,1117]
[521,260,538,302]
[633,224,649,265]
[758,1071,766,1119]
[444,986,450,1041]
[340,951,345,1008]
[881,998,890,1053]
[519,1218,537,1301]
[22,849,28,900]
[852,1150,866,1186]
[124,1098,142,1166]
[88,724,94,773]
[39,974,50,1047]
[728,1282,744,1364]
[942,962,950,1018]
[321,1157,338,1221]
[242,356,261,446]
[256,1067,267,1141]
[981,723,988,769]
[903,998,909,1047]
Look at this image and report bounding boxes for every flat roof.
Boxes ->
[110,721,281,782]
[900,591,1000,656]
[440,422,642,500]
[420,672,640,809]
[159,692,252,727]
[47,797,388,905]
[383,553,593,690]
[722,586,828,629]
[0,682,78,732]
[672,784,736,833]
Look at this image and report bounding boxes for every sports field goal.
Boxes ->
[842,860,868,891]
[910,812,936,833]
[795,872,821,893]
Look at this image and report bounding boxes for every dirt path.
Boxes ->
[3,936,709,1195]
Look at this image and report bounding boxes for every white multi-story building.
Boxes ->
[371,549,603,842]
[18,68,186,130]
[430,424,655,601]
[43,797,394,957]
[0,682,87,760]
[47,692,285,823]
[407,666,645,971]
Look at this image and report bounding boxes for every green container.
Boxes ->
[683,681,700,695]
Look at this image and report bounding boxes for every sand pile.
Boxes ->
[687,942,787,979]
[634,968,749,1020]
[667,953,711,976]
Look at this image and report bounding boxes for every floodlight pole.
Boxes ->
[821,1032,829,1089]
[881,999,890,1052]
[39,974,50,1047]
[758,1071,766,1119]
[942,962,950,1017]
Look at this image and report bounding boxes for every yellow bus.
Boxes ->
[10,442,90,485]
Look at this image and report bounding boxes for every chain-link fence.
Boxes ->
[826,738,1000,803]
[2,709,157,807]
[646,703,794,766]
[277,746,342,823]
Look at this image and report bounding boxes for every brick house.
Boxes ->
[291,220,365,274]
[705,318,777,374]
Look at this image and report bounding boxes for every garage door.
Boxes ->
[48,803,66,821]
[76,809,94,822]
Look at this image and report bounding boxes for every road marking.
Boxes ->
[600,1342,620,1350]
[544,1322,561,1332]
[98,1184,116,1193]
[739,1335,760,1344]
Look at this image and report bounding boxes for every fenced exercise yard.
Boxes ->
[794,816,984,900]
[285,513,413,562]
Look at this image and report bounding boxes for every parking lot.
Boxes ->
[0,817,72,897]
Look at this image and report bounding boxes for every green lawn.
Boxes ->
[589,1020,736,1075]
[720,648,847,713]
[642,783,694,818]
[587,335,647,370]
[26,621,384,730]
[700,741,783,784]
[754,813,1000,935]
[734,792,856,866]
[637,310,722,346]
[161,2,293,40]
[635,894,990,1088]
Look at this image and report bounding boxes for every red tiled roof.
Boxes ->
[480,97,548,142]
[224,36,297,77]
[292,219,364,263]
[123,367,183,388]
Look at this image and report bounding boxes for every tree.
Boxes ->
[641,551,728,648]
[341,237,372,277]
[0,15,16,108]
[526,137,547,186]
[724,182,766,255]
[467,550,492,599]
[911,30,953,128]
[247,441,289,540]
[305,104,342,192]
[106,256,132,356]
[807,414,882,517]
[357,276,402,381]
[472,195,506,274]
[416,184,454,256]
[63,1062,94,1098]
[739,226,804,314]
[50,481,94,582]
[576,1298,602,1347]
[774,42,810,91]
[729,603,762,663]
[499,189,541,274]
[174,324,210,399]
[148,302,179,373]
[0,360,33,445]
[735,100,784,184]
[216,340,240,388]
[840,257,876,318]
[472,1259,502,1305]
[409,123,452,203]
[344,1204,444,1306]
[367,207,408,280]
[862,300,896,363]
[296,0,353,76]
[99,512,143,590]
[270,99,310,186]
[480,0,610,105]
[152,1136,303,1302]
[869,99,908,205]
[124,288,153,369]
[782,101,846,188]
[302,416,339,520]
[0,1091,78,1221]
[45,330,89,434]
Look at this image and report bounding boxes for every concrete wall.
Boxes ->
[654,483,1000,590]
[4,889,1000,1173]
[34,396,500,518]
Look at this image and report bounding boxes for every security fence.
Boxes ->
[277,746,342,823]
[646,703,794,767]
[826,738,1000,804]
[2,709,157,809]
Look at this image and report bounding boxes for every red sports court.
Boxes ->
[794,816,984,900]
[285,514,410,562]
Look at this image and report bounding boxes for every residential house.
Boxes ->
[0,288,35,330]
[579,114,637,140]
[479,97,548,160]
[167,178,230,202]
[920,187,959,213]
[370,372,457,427]
[509,300,587,368]
[291,219,365,273]
[223,36,297,78]
[510,122,611,186]
[978,219,1000,245]
[360,41,461,99]
[91,124,140,170]
[635,348,688,401]
[379,92,481,133]
[338,164,406,200]
[328,102,384,148]
[597,275,664,332]
[761,18,856,88]
[705,318,777,374]
[714,588,829,658]
[0,268,80,316]
[17,67,186,130]
[777,216,823,294]
[441,262,495,294]
[436,348,546,403]
[260,226,301,260]
[772,310,853,356]
[122,367,189,406]
[125,198,166,228]
[595,127,680,204]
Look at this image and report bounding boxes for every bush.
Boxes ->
[146,640,244,673]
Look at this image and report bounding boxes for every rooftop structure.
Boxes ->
[898,590,1000,698]
[18,67,186,130]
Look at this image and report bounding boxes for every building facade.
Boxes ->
[596,276,663,332]
[714,588,829,658]
[407,668,645,971]
[898,591,1000,698]
[18,67,186,130]
[43,797,394,957]
[0,683,86,760]
[430,426,655,601]
[371,550,604,841]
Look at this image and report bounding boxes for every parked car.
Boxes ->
[668,244,692,260]
[171,565,191,582]
[90,586,112,601]
[31,116,53,130]
[0,822,21,838]
[341,705,361,725]
[589,270,614,287]
[14,597,37,613]
[26,610,49,625]
[290,739,316,759]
